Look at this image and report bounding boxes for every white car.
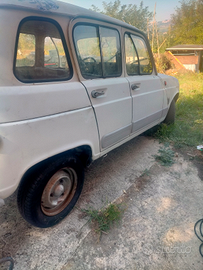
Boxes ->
[0,0,179,228]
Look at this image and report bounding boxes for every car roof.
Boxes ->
[0,0,142,34]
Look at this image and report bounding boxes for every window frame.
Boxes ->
[13,16,73,83]
[125,32,153,76]
[73,22,122,79]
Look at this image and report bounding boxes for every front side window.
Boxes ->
[100,27,122,77]
[73,24,122,79]
[125,34,139,75]
[131,35,152,74]
[73,25,102,78]
[125,33,152,75]
[15,18,72,82]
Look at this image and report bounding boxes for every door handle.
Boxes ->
[131,83,140,90]
[91,90,105,98]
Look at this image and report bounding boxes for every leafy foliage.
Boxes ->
[154,144,175,166]
[82,203,123,235]
[154,53,174,73]
[90,0,152,32]
[170,0,203,45]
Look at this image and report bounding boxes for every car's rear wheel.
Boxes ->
[17,156,84,228]
[144,99,176,136]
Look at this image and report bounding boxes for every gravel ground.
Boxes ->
[0,136,203,270]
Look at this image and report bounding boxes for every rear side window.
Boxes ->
[14,18,72,82]
[125,33,152,75]
[73,24,122,79]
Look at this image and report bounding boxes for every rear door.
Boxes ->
[124,32,165,133]
[71,20,132,150]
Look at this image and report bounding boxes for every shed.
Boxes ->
[165,45,203,72]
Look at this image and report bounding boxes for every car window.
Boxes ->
[125,33,152,75]
[131,35,152,74]
[125,34,139,75]
[73,25,102,78]
[100,27,122,77]
[15,19,72,82]
[73,24,122,79]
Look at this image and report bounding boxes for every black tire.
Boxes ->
[164,99,176,125]
[17,156,84,228]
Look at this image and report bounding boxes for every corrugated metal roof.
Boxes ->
[166,44,203,51]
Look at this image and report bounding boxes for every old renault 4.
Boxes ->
[0,0,179,228]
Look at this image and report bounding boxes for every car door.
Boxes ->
[124,32,165,133]
[72,21,132,150]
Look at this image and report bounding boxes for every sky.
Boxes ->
[60,0,179,22]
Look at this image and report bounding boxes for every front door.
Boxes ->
[72,22,132,150]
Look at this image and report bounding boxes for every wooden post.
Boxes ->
[152,3,156,53]
[155,20,159,56]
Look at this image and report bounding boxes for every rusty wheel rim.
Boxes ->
[41,167,77,216]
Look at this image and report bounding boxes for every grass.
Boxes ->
[155,71,203,148]
[81,203,123,236]
[141,168,150,177]
[154,144,175,166]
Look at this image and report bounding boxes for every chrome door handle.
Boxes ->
[131,83,140,90]
[91,90,105,98]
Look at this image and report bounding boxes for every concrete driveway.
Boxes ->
[0,136,203,270]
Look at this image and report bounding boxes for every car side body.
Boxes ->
[0,0,179,227]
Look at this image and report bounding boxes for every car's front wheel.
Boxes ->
[17,156,84,228]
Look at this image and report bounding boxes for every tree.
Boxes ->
[170,0,203,45]
[90,0,152,32]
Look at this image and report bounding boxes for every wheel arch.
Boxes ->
[174,92,179,103]
[18,145,92,193]
[168,92,179,108]
[163,93,179,125]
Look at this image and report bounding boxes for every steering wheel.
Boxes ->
[83,57,96,63]
[81,57,97,74]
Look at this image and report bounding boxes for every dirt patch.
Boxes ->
[192,150,203,181]
[134,175,151,191]
[1,137,203,270]
[194,158,203,181]
[176,147,203,180]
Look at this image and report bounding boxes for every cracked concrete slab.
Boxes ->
[0,136,203,270]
